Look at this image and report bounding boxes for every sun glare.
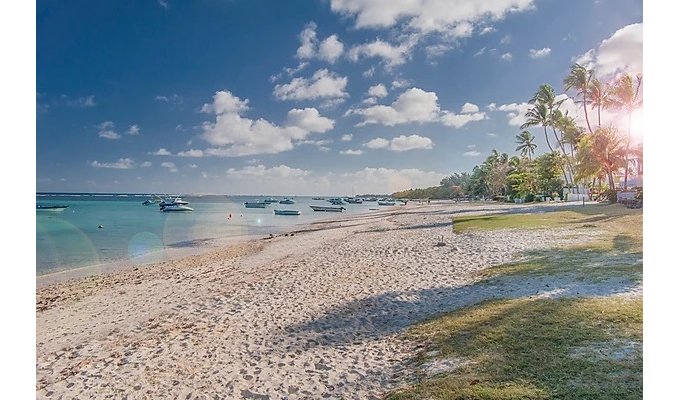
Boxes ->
[630,108,643,142]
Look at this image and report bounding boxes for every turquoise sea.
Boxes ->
[36,194,378,275]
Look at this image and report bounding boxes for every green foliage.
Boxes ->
[534,152,564,197]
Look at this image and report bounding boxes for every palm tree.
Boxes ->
[586,78,610,128]
[564,63,594,133]
[522,103,554,152]
[605,73,643,189]
[515,130,537,160]
[575,126,628,190]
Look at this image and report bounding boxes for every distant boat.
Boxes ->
[159,197,189,207]
[310,205,345,212]
[36,204,69,212]
[160,204,193,212]
[263,198,279,204]
[378,200,396,206]
[245,202,268,208]
[142,198,161,205]
[327,198,345,205]
[279,198,295,205]
[312,197,325,200]
[274,209,301,216]
[346,197,363,204]
[366,197,378,202]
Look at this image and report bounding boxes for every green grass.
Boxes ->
[388,297,642,400]
[387,204,643,399]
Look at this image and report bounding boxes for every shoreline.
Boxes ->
[36,201,612,399]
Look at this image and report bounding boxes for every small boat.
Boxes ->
[279,198,295,205]
[378,200,396,206]
[327,198,345,205]
[263,198,279,204]
[346,197,363,204]
[274,209,301,216]
[366,197,378,202]
[312,197,325,200]
[310,205,345,212]
[245,202,268,208]
[142,198,161,205]
[159,197,189,207]
[37,204,69,212]
[160,204,193,212]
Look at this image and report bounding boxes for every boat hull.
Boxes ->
[160,205,193,212]
[274,210,301,215]
[36,205,69,212]
[245,202,267,208]
[310,205,345,212]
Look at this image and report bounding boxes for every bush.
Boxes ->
[635,187,643,201]
[602,189,618,204]
[525,194,535,202]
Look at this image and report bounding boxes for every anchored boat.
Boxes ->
[310,205,345,212]
[245,202,268,208]
[274,209,301,216]
[36,204,69,212]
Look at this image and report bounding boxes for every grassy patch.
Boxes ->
[460,204,643,282]
[388,297,642,400]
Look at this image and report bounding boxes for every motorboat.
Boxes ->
[312,197,325,200]
[160,204,193,212]
[274,209,301,216]
[310,205,345,212]
[263,198,279,204]
[346,197,363,204]
[142,198,161,205]
[159,196,189,207]
[279,198,295,205]
[36,204,69,212]
[378,200,396,206]
[245,202,268,208]
[327,198,345,205]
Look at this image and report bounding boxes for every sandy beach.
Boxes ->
[36,202,638,399]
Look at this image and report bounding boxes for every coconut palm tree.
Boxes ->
[605,73,643,189]
[564,63,594,133]
[575,126,628,190]
[586,78,610,128]
[515,130,537,160]
[521,103,554,152]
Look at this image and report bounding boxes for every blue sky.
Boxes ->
[36,0,643,195]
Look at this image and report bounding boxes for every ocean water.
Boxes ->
[36,194,380,275]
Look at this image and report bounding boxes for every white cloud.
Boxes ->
[364,134,433,151]
[460,102,479,113]
[574,23,642,77]
[340,149,364,155]
[499,34,511,45]
[227,164,310,179]
[341,134,353,141]
[126,124,140,135]
[270,62,309,82]
[364,137,390,149]
[500,52,513,61]
[529,47,551,59]
[295,23,344,64]
[466,144,477,149]
[329,0,536,37]
[340,167,446,194]
[148,148,172,156]
[200,90,249,114]
[487,133,498,137]
[463,150,481,156]
[201,171,208,179]
[199,90,335,156]
[492,102,532,126]
[480,26,496,35]
[154,94,182,104]
[391,78,410,89]
[90,158,134,169]
[348,38,416,68]
[425,43,454,59]
[161,162,178,173]
[363,66,376,77]
[140,161,152,167]
[66,95,96,108]
[273,69,348,101]
[97,121,120,140]
[350,87,486,128]
[176,149,205,157]
[285,108,335,132]
[318,35,344,63]
[188,164,198,169]
[362,97,378,105]
[367,84,388,98]
[473,47,486,57]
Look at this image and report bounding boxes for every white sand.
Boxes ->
[36,202,638,399]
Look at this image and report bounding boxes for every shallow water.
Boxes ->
[36,194,378,275]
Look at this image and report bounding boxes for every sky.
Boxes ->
[36,0,643,195]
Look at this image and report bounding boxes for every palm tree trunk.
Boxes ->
[551,126,574,186]
[583,92,593,134]
[597,105,602,128]
[623,113,631,190]
[543,126,554,153]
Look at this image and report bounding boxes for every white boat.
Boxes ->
[310,205,345,212]
[37,204,69,212]
[378,200,396,206]
[263,198,279,204]
[159,196,189,207]
[279,198,295,205]
[245,202,268,208]
[160,204,193,212]
[274,209,300,215]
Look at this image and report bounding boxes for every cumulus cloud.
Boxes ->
[90,158,135,169]
[489,102,533,126]
[349,87,486,128]
[341,134,353,141]
[367,84,388,98]
[460,102,479,113]
[148,148,172,156]
[329,0,535,37]
[295,22,344,63]
[348,37,416,68]
[273,69,348,101]
[126,124,140,135]
[176,149,205,157]
[364,134,433,151]
[199,90,335,157]
[574,23,642,77]
[500,52,513,61]
[97,121,120,140]
[161,161,178,172]
[140,161,152,167]
[529,47,551,59]
[154,93,182,104]
[340,149,364,155]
